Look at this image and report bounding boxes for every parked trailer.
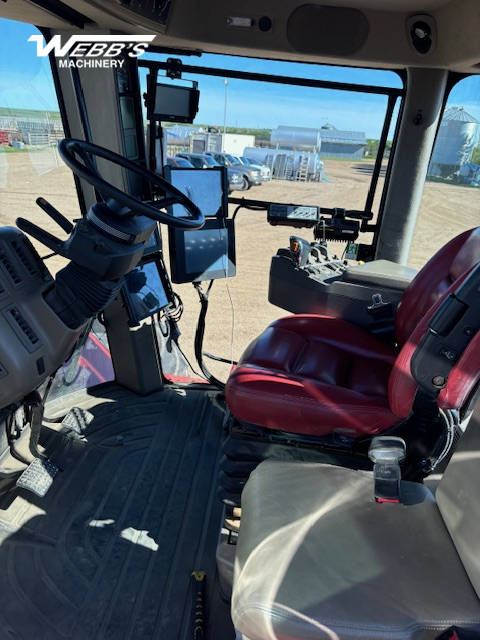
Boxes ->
[243,147,324,181]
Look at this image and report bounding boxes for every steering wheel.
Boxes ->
[58,139,204,229]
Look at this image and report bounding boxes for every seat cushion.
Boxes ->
[232,460,480,640]
[226,315,399,437]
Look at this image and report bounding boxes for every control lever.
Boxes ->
[289,236,311,267]
[36,197,74,233]
[16,217,67,257]
[369,436,406,503]
[311,240,334,262]
[16,196,76,258]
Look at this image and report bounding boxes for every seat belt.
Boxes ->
[368,436,406,503]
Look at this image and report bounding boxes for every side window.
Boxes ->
[0,19,81,277]
[0,18,114,398]
[408,75,480,268]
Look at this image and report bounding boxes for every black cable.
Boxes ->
[174,339,206,381]
[41,251,57,260]
[232,203,267,220]
[203,352,238,365]
[164,291,184,322]
[193,282,226,390]
[153,309,206,381]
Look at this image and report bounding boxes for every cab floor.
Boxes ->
[0,384,234,640]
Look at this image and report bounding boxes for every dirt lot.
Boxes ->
[0,149,478,382]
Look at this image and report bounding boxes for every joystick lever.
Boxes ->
[289,236,311,268]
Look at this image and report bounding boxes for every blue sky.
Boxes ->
[2,17,480,138]
[0,20,59,111]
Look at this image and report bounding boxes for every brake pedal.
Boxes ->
[16,458,59,497]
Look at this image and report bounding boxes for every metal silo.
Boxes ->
[429,107,479,177]
[271,125,321,151]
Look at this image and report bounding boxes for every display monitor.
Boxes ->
[168,218,236,284]
[150,82,199,123]
[121,256,174,325]
[142,225,162,256]
[164,166,228,220]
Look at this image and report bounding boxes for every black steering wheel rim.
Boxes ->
[58,138,204,229]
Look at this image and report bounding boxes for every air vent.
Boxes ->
[19,237,52,281]
[11,239,39,278]
[7,307,40,349]
[0,249,22,286]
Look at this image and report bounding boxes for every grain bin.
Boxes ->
[429,107,479,178]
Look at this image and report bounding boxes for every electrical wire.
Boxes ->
[193,281,226,389]
[203,352,238,365]
[431,408,457,470]
[173,338,206,381]
[232,203,267,220]
[221,216,235,369]
[164,291,184,322]
[154,292,207,381]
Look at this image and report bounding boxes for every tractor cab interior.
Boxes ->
[0,1,479,638]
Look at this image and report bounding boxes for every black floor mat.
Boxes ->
[0,385,234,640]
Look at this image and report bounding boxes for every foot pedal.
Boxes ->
[61,407,94,435]
[16,458,59,497]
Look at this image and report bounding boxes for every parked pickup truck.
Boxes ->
[176,152,245,192]
[204,151,263,189]
[238,155,271,181]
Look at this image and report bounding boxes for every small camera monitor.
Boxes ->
[164,166,228,220]
[149,82,199,123]
[142,225,162,256]
[168,218,236,284]
[121,255,174,326]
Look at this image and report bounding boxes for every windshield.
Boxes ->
[139,54,403,217]
[226,154,241,165]
[174,157,194,167]
[138,52,404,381]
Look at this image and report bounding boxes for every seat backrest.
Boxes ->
[437,399,480,599]
[395,228,480,347]
[389,267,480,418]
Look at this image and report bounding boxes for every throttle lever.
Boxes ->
[36,197,74,233]
[15,218,67,257]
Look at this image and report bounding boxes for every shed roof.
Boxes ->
[320,129,367,144]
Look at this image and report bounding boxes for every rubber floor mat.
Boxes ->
[0,385,233,640]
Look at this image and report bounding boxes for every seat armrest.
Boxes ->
[342,260,418,291]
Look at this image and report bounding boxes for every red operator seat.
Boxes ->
[225,228,480,439]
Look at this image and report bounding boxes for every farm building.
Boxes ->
[270,124,367,159]
[318,124,367,159]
